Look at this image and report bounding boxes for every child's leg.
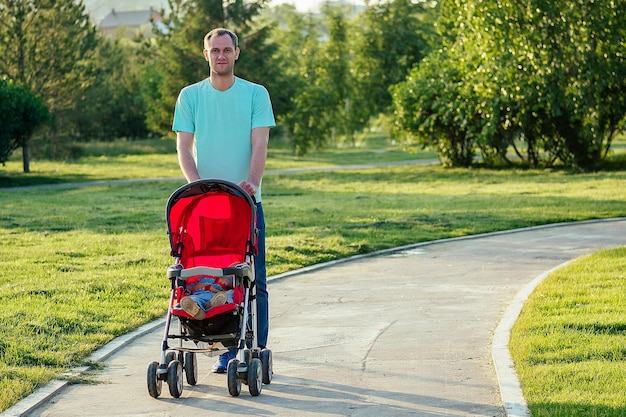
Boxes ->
[181,291,213,319]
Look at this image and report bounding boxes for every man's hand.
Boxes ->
[238,180,258,196]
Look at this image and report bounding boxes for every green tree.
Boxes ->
[269,8,327,155]
[318,6,350,146]
[391,47,478,167]
[0,79,50,171]
[393,0,626,170]
[145,0,272,136]
[349,0,436,131]
[264,1,437,155]
[70,37,149,141]
[0,0,97,162]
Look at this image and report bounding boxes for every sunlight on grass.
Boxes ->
[1,136,432,187]
[510,247,626,417]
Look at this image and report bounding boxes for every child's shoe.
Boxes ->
[205,291,227,309]
[180,297,205,320]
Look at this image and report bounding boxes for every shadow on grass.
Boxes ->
[0,173,94,188]
[529,402,626,417]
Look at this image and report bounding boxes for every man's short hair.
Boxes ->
[204,28,238,49]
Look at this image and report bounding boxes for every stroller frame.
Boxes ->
[147,179,272,399]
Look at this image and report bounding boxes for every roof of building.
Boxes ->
[100,9,161,29]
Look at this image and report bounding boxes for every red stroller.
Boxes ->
[147,179,272,399]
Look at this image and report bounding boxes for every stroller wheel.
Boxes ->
[184,352,198,386]
[167,360,184,398]
[260,349,273,385]
[227,359,242,396]
[147,361,162,398]
[248,358,262,397]
[165,351,176,365]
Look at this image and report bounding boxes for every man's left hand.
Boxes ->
[238,180,258,196]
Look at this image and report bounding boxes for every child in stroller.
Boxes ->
[178,273,234,320]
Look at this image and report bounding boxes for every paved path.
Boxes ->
[3,218,626,417]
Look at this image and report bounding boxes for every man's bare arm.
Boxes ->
[239,126,269,196]
[176,131,201,183]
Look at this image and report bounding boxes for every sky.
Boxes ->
[84,0,332,23]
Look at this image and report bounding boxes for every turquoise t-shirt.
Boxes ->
[172,77,276,202]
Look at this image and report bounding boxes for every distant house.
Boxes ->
[99,8,164,37]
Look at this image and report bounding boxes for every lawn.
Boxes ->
[0,135,625,414]
[510,247,626,416]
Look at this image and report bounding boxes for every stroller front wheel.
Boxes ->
[248,358,262,396]
[147,361,162,398]
[167,360,184,398]
[227,359,242,396]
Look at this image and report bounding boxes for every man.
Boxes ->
[172,28,275,372]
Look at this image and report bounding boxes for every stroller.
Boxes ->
[147,179,272,399]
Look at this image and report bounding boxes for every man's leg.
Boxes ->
[255,202,269,348]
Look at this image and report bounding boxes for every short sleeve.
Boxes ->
[251,86,276,129]
[172,87,196,133]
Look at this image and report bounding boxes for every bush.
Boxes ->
[0,79,50,168]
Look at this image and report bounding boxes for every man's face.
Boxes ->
[203,34,240,76]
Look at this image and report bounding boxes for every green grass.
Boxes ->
[510,247,626,416]
[0,135,437,187]
[0,135,625,413]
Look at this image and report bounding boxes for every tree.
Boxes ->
[0,0,98,162]
[349,0,436,131]
[0,79,50,171]
[316,6,350,146]
[69,37,149,141]
[392,0,626,170]
[391,47,478,167]
[269,7,328,155]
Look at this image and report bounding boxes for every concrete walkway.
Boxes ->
[3,218,626,417]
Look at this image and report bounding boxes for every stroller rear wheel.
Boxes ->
[227,359,242,396]
[184,352,198,386]
[248,358,262,396]
[260,349,273,385]
[147,361,162,398]
[165,351,176,365]
[167,360,184,398]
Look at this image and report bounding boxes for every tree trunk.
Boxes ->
[22,142,30,173]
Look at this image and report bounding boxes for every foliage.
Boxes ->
[67,38,150,141]
[392,0,626,170]
[270,7,328,155]
[350,0,436,125]
[391,48,478,167]
[0,0,98,164]
[0,0,97,109]
[271,0,436,155]
[318,6,350,145]
[0,79,50,169]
